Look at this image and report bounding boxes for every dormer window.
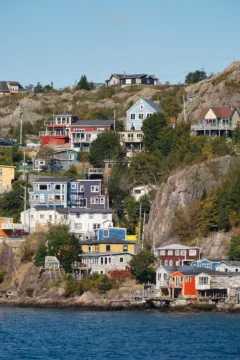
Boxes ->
[140,105,144,110]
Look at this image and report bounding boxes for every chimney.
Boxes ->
[124,71,126,78]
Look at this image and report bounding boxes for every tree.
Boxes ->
[78,75,90,90]
[89,132,123,168]
[129,250,156,283]
[228,236,240,261]
[233,123,240,143]
[218,208,230,231]
[0,181,26,221]
[34,242,47,266]
[34,82,44,93]
[185,70,207,84]
[25,84,34,92]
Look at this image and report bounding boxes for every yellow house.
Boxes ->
[80,239,135,255]
[0,165,15,192]
[0,217,14,237]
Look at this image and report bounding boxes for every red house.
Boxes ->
[155,244,201,266]
[169,270,197,298]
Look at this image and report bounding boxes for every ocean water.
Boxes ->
[0,308,240,360]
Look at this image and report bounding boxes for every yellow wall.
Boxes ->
[126,235,137,242]
[82,243,135,254]
[0,166,15,192]
[204,109,217,120]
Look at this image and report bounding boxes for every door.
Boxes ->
[40,194,45,204]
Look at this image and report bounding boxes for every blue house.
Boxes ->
[70,179,107,209]
[191,258,222,271]
[95,227,127,241]
[126,98,164,131]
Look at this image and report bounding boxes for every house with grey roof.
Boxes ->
[216,261,240,273]
[106,73,159,87]
[126,98,164,131]
[0,81,25,95]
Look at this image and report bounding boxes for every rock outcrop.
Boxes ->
[145,156,233,255]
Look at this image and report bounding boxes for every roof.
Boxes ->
[71,120,114,127]
[156,244,201,250]
[217,261,240,267]
[79,238,134,245]
[0,81,25,92]
[142,98,163,112]
[199,107,237,119]
[54,113,78,117]
[34,177,75,183]
[156,265,194,273]
[57,208,112,214]
[110,74,158,80]
[194,258,224,263]
[0,165,16,168]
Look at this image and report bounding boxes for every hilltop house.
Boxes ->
[154,244,201,266]
[215,261,240,273]
[0,81,25,95]
[106,73,159,87]
[0,165,15,193]
[191,107,240,137]
[126,98,163,131]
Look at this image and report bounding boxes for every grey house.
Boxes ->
[0,81,25,95]
[126,98,164,130]
[106,73,158,87]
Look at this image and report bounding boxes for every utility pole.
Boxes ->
[114,109,116,131]
[53,183,56,225]
[142,211,146,250]
[23,149,26,181]
[138,202,142,247]
[183,95,186,123]
[21,185,27,233]
[20,119,23,145]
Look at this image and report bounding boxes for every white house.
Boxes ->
[21,207,113,238]
[215,261,240,273]
[131,185,155,201]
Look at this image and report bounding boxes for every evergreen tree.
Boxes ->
[218,208,230,231]
[129,250,156,284]
[78,75,90,90]
[229,236,240,261]
[34,82,44,93]
[185,70,207,84]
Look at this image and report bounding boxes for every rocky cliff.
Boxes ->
[145,155,234,257]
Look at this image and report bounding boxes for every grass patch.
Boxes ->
[212,71,231,86]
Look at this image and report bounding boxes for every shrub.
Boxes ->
[21,239,35,263]
[0,269,7,284]
[25,288,34,297]
[64,275,84,297]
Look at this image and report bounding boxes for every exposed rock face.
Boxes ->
[200,233,230,260]
[179,60,240,122]
[145,156,233,250]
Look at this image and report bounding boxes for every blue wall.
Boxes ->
[191,259,220,270]
[97,227,126,241]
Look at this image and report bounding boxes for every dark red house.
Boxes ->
[155,244,201,266]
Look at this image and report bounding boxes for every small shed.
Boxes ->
[44,256,60,270]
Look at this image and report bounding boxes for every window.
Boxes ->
[91,198,100,205]
[71,195,77,201]
[109,257,111,264]
[181,250,186,255]
[88,246,92,253]
[138,114,144,120]
[160,250,165,255]
[120,258,124,263]
[185,277,191,283]
[76,213,81,218]
[106,245,111,252]
[101,257,103,265]
[189,250,197,256]
[93,224,101,230]
[103,230,109,237]
[55,184,61,190]
[169,260,173,266]
[79,185,84,192]
[89,214,94,219]
[140,105,144,110]
[168,250,173,255]
[163,273,168,280]
[75,223,82,230]
[123,245,128,252]
[40,214,44,219]
[199,277,208,285]
[130,113,135,120]
[48,194,53,201]
[97,128,104,133]
[71,183,76,190]
[175,250,180,256]
[49,215,52,221]
[91,185,99,192]
[134,189,141,194]
[146,113,153,118]
[164,260,168,266]
[0,169,2,176]
[79,199,87,207]
[102,214,107,219]
[100,197,105,204]
[176,261,180,266]
[39,185,47,190]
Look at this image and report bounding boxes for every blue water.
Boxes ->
[0,308,240,360]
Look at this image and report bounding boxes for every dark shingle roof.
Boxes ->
[113,74,158,80]
[71,120,114,127]
[0,82,9,92]
[0,81,25,92]
[142,98,163,112]
[34,177,75,183]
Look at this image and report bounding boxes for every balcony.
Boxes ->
[72,135,93,143]
[44,121,54,126]
[119,131,144,143]
[29,198,64,205]
[39,131,67,136]
[191,124,234,131]
[0,223,13,230]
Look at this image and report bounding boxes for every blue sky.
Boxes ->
[1,0,240,88]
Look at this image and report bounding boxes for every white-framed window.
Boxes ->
[74,223,82,230]
[140,105,144,110]
[169,260,173,266]
[176,260,180,266]
[189,250,197,256]
[79,198,87,207]
[185,277,191,283]
[181,250,186,255]
[91,198,100,205]
[139,114,144,120]
[175,250,180,256]
[71,183,77,190]
[160,250,165,255]
[79,185,84,192]
[199,277,208,285]
[97,128,104,133]
[103,230,109,237]
[146,112,153,118]
[130,113,135,120]
[89,214,94,219]
[71,194,77,201]
[102,214,108,219]
[100,197,105,204]
[164,260,168,266]
[40,214,44,219]
[91,185,99,192]
[120,257,124,263]
[93,223,101,230]
[168,250,173,255]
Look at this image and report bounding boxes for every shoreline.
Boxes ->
[1,298,240,313]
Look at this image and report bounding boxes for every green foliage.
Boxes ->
[185,70,207,84]
[0,181,28,221]
[161,96,182,119]
[81,273,113,293]
[25,288,34,297]
[21,239,35,263]
[34,242,47,267]
[115,120,124,131]
[34,82,44,94]
[142,112,168,152]
[212,71,231,86]
[129,250,156,284]
[90,132,124,168]
[228,236,240,261]
[0,269,7,284]
[45,225,81,273]
[64,274,84,297]
[77,75,91,90]
[218,208,230,231]
[232,124,240,142]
